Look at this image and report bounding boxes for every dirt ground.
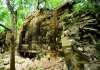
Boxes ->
[0,52,67,70]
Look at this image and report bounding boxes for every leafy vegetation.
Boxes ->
[73,0,96,13]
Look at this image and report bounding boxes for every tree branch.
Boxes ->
[6,0,14,14]
[0,24,12,32]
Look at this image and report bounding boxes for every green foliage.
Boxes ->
[73,0,96,13]
[45,0,62,9]
[0,3,11,32]
[0,0,32,32]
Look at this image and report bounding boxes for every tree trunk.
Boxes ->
[6,0,17,70]
[10,12,17,70]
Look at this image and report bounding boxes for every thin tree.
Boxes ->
[6,0,17,70]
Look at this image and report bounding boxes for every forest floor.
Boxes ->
[0,51,67,70]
